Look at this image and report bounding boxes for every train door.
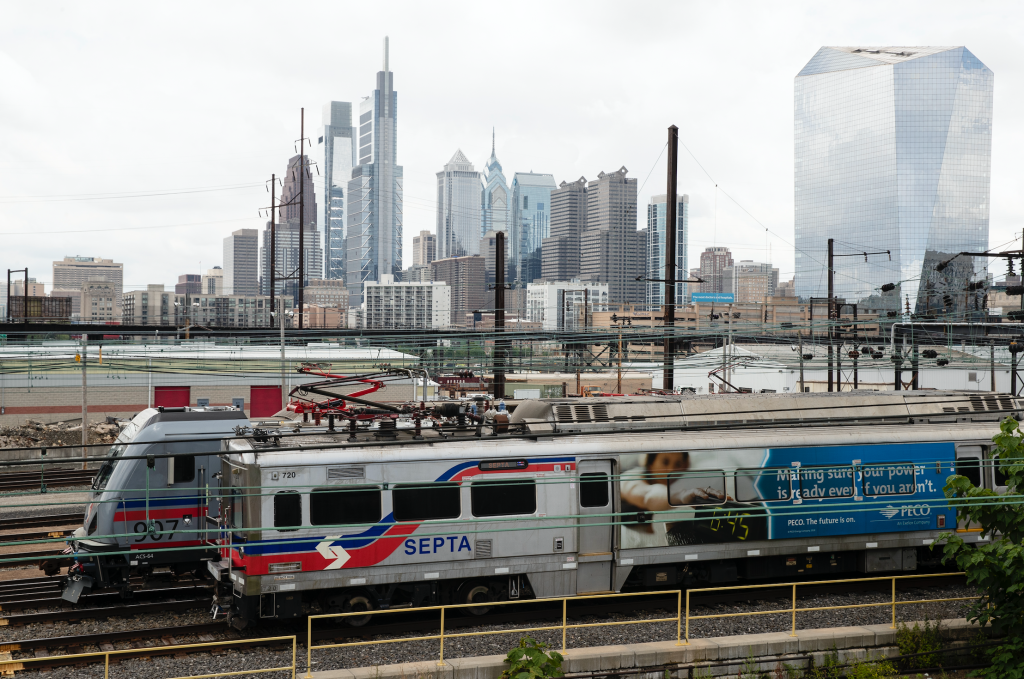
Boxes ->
[955,446,983,533]
[166,452,200,547]
[576,460,614,594]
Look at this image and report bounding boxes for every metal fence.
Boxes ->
[682,572,976,643]
[0,635,297,679]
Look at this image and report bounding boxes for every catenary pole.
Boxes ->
[494,231,506,399]
[664,125,678,393]
[827,238,834,392]
[270,173,276,322]
[81,333,87,469]
[298,109,305,329]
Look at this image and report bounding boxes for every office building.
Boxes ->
[698,247,734,294]
[260,221,323,300]
[202,267,224,295]
[542,177,588,282]
[175,274,202,295]
[280,154,318,236]
[437,150,482,259]
[794,46,993,313]
[579,167,643,304]
[403,264,432,283]
[223,229,259,296]
[412,230,436,266]
[526,280,609,331]
[320,101,355,281]
[81,279,119,324]
[346,37,404,304]
[52,256,123,315]
[301,303,347,329]
[364,274,451,329]
[723,260,780,303]
[510,172,556,285]
[430,255,487,327]
[304,278,350,308]
[481,130,510,238]
[646,194,689,311]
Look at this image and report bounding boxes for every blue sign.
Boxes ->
[691,293,735,303]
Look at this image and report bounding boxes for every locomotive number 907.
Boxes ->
[132,520,179,541]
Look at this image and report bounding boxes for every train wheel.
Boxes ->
[343,592,376,627]
[459,582,492,616]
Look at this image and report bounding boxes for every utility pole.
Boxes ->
[269,173,276,322]
[991,344,996,392]
[81,333,88,469]
[617,331,623,394]
[298,109,306,330]
[663,125,678,393]
[493,231,506,399]
[799,335,805,393]
[280,293,286,411]
[827,238,834,392]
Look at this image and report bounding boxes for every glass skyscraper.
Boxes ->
[481,130,509,238]
[346,37,403,304]
[510,172,556,285]
[794,46,993,314]
[436,150,482,258]
[319,102,355,281]
[646,194,688,311]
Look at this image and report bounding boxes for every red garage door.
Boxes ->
[250,386,283,417]
[154,386,190,407]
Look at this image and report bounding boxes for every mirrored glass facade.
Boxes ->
[794,47,993,314]
[510,172,556,285]
[646,194,688,311]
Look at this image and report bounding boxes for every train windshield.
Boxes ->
[91,417,144,492]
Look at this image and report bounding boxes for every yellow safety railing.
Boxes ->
[683,572,976,643]
[0,634,297,679]
[305,589,684,678]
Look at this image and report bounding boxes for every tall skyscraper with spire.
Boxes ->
[320,102,355,281]
[481,129,509,238]
[345,37,404,304]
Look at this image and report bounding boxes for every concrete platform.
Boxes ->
[312,617,980,679]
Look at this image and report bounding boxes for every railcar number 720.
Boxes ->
[132,519,179,542]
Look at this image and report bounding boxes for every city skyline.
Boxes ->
[1,4,1022,296]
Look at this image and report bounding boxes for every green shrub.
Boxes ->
[501,636,564,679]
[896,618,945,668]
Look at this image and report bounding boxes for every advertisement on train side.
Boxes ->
[618,442,956,549]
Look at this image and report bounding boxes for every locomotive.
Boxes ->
[64,390,1016,626]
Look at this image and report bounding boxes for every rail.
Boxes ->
[683,572,975,643]
[0,634,297,679]
[305,589,684,678]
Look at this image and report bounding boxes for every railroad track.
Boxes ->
[0,469,96,492]
[0,513,82,531]
[0,583,209,612]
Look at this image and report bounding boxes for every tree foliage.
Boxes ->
[940,416,1024,678]
[501,636,564,679]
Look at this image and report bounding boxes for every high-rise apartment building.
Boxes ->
[510,172,556,285]
[481,130,510,238]
[346,37,403,304]
[260,221,323,300]
[542,177,588,283]
[579,168,643,304]
[412,230,436,266]
[364,275,451,330]
[175,274,202,295]
[203,267,224,295]
[794,46,993,313]
[646,194,688,311]
[698,247,733,294]
[122,284,173,325]
[722,260,779,303]
[320,101,356,281]
[81,279,118,324]
[223,229,259,296]
[430,255,487,327]
[52,256,123,315]
[436,150,482,259]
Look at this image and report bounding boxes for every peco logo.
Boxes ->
[880,504,931,519]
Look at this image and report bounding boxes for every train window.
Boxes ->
[310,487,381,526]
[861,462,916,496]
[955,458,982,489]
[736,467,791,502]
[798,465,854,500]
[579,472,609,507]
[171,455,195,484]
[274,491,302,530]
[667,470,727,506]
[393,483,461,521]
[471,479,536,517]
[992,455,1008,488]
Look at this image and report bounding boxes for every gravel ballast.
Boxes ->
[4,581,980,678]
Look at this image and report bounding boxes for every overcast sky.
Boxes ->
[1,1,1022,293]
